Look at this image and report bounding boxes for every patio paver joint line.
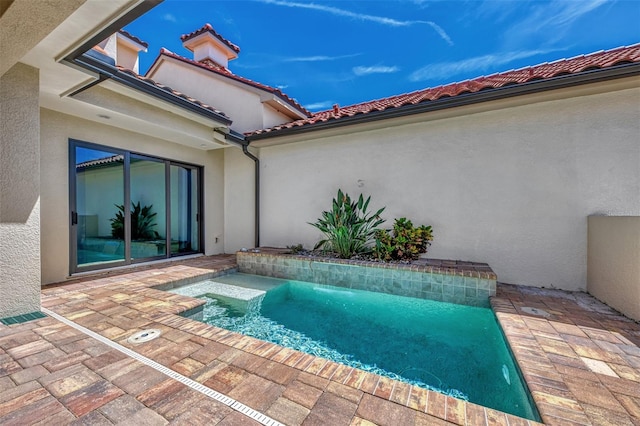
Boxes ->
[41,307,284,426]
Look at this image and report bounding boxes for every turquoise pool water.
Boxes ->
[173,273,538,420]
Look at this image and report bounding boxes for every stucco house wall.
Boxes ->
[0,63,41,318]
[40,108,227,284]
[147,60,277,133]
[224,147,256,252]
[253,77,640,291]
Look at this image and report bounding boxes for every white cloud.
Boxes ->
[305,101,334,110]
[258,0,453,45]
[283,53,361,62]
[162,13,177,23]
[276,84,289,90]
[527,0,608,33]
[503,0,609,46]
[409,49,563,82]
[353,65,400,76]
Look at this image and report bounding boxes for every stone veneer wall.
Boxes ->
[237,251,496,307]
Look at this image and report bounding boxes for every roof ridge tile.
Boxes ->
[180,23,240,53]
[118,29,149,49]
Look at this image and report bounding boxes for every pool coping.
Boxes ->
[29,254,639,425]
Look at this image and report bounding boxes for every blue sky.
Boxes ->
[125,0,640,112]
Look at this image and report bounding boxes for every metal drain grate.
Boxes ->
[42,308,283,426]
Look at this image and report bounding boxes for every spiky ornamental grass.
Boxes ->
[309,189,386,259]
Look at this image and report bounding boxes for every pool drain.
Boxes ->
[521,307,551,318]
[127,329,162,344]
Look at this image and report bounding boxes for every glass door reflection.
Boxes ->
[130,155,166,260]
[74,146,126,268]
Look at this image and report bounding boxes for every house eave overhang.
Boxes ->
[67,51,232,126]
[261,94,309,120]
[147,52,310,119]
[59,0,161,63]
[247,63,640,142]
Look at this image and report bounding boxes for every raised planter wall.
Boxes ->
[237,249,497,307]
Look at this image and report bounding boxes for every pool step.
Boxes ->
[170,280,266,314]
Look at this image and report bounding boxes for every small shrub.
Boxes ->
[374,217,433,261]
[309,189,386,259]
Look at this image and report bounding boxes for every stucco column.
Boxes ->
[0,63,41,318]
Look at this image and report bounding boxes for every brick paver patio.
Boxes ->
[0,255,638,425]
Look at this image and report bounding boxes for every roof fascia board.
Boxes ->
[59,0,161,62]
[262,95,308,120]
[248,63,640,141]
[72,52,232,125]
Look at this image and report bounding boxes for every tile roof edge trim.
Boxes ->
[248,63,640,141]
[118,29,149,49]
[72,52,232,126]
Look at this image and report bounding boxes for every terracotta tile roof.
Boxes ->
[118,29,148,49]
[180,23,240,54]
[77,154,123,170]
[154,48,311,117]
[113,62,229,118]
[250,44,640,137]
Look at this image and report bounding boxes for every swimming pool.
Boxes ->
[171,273,538,420]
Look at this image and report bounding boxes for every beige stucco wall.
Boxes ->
[148,60,275,133]
[40,109,226,284]
[0,63,41,317]
[223,147,256,252]
[587,216,640,321]
[147,57,295,252]
[0,0,86,77]
[254,78,640,291]
[117,43,140,74]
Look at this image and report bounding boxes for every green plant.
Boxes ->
[110,201,159,240]
[374,217,433,261]
[286,243,305,254]
[309,189,386,259]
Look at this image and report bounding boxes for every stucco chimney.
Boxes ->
[96,30,148,73]
[181,24,240,69]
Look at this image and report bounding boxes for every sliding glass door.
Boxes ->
[170,164,200,255]
[70,140,202,273]
[73,145,126,268]
[130,155,166,260]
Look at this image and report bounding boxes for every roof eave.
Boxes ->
[248,63,640,142]
[68,52,232,126]
[60,0,161,62]
[262,95,309,120]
